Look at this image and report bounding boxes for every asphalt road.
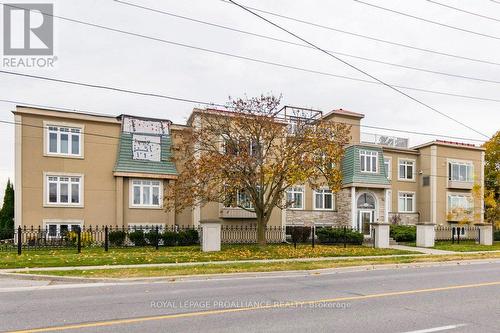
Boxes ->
[1,261,499,333]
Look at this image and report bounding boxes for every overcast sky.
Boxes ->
[1,0,499,202]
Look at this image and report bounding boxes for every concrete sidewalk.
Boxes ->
[389,245,456,254]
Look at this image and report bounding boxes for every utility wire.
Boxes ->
[218,0,500,67]
[2,3,500,104]
[0,119,488,165]
[354,0,500,41]
[0,98,486,143]
[115,0,500,85]
[426,0,500,23]
[227,0,490,138]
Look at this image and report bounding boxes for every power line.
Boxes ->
[227,0,490,139]
[426,0,500,23]
[1,3,499,104]
[354,0,500,41]
[0,119,488,165]
[218,0,500,67]
[0,98,486,143]
[114,0,500,85]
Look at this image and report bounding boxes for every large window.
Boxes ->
[46,175,82,206]
[286,186,304,209]
[398,159,415,181]
[360,150,378,173]
[314,189,334,210]
[44,222,82,238]
[448,161,473,182]
[398,192,415,213]
[448,194,472,212]
[47,125,82,157]
[131,179,162,208]
[384,157,392,179]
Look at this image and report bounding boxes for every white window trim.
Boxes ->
[446,192,473,213]
[384,156,392,180]
[387,189,392,213]
[42,219,84,238]
[359,150,378,174]
[286,186,305,210]
[313,188,335,211]
[398,158,416,182]
[43,172,84,208]
[43,121,84,159]
[129,179,163,209]
[398,191,416,213]
[447,158,474,183]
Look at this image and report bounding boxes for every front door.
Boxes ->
[359,210,373,236]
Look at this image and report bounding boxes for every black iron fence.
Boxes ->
[0,225,202,253]
[0,224,369,254]
[435,225,479,243]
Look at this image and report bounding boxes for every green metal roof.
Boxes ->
[342,145,390,186]
[114,132,177,176]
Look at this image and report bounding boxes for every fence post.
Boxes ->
[372,226,376,248]
[17,226,22,255]
[452,227,455,244]
[311,226,315,248]
[77,227,81,254]
[343,226,347,248]
[155,225,159,250]
[104,226,109,252]
[457,228,460,244]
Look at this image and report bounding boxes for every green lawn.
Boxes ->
[18,252,500,278]
[432,241,500,252]
[0,244,416,269]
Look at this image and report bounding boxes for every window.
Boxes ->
[387,190,392,213]
[286,186,304,209]
[314,189,334,210]
[44,222,82,238]
[131,179,162,208]
[237,190,254,209]
[448,194,472,212]
[384,157,392,179]
[46,175,82,206]
[448,161,473,182]
[222,136,259,157]
[398,192,415,213]
[360,150,378,173]
[398,159,415,181]
[47,125,82,157]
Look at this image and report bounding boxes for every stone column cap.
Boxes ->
[474,223,493,226]
[416,223,436,226]
[199,219,222,224]
[370,222,390,226]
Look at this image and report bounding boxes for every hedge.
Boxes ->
[315,227,363,245]
[390,225,416,242]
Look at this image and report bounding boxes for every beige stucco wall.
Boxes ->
[434,145,483,225]
[382,150,419,223]
[19,109,120,228]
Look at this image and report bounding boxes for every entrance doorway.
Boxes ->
[356,192,377,236]
[358,210,373,235]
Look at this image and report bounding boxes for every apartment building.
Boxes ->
[13,105,485,236]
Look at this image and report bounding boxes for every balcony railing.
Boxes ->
[361,132,409,148]
[219,206,257,219]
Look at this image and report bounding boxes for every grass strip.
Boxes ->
[18,253,500,279]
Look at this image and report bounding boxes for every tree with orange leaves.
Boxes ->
[166,95,351,245]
